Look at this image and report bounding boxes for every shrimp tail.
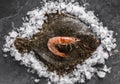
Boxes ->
[47,43,67,58]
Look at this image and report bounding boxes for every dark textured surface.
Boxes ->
[0,0,120,84]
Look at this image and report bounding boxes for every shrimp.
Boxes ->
[47,36,80,58]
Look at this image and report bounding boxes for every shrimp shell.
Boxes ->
[47,36,80,58]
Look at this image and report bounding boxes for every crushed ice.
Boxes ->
[2,0,116,84]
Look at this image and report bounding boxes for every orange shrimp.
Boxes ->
[47,36,80,58]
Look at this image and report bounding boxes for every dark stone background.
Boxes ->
[0,0,120,84]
